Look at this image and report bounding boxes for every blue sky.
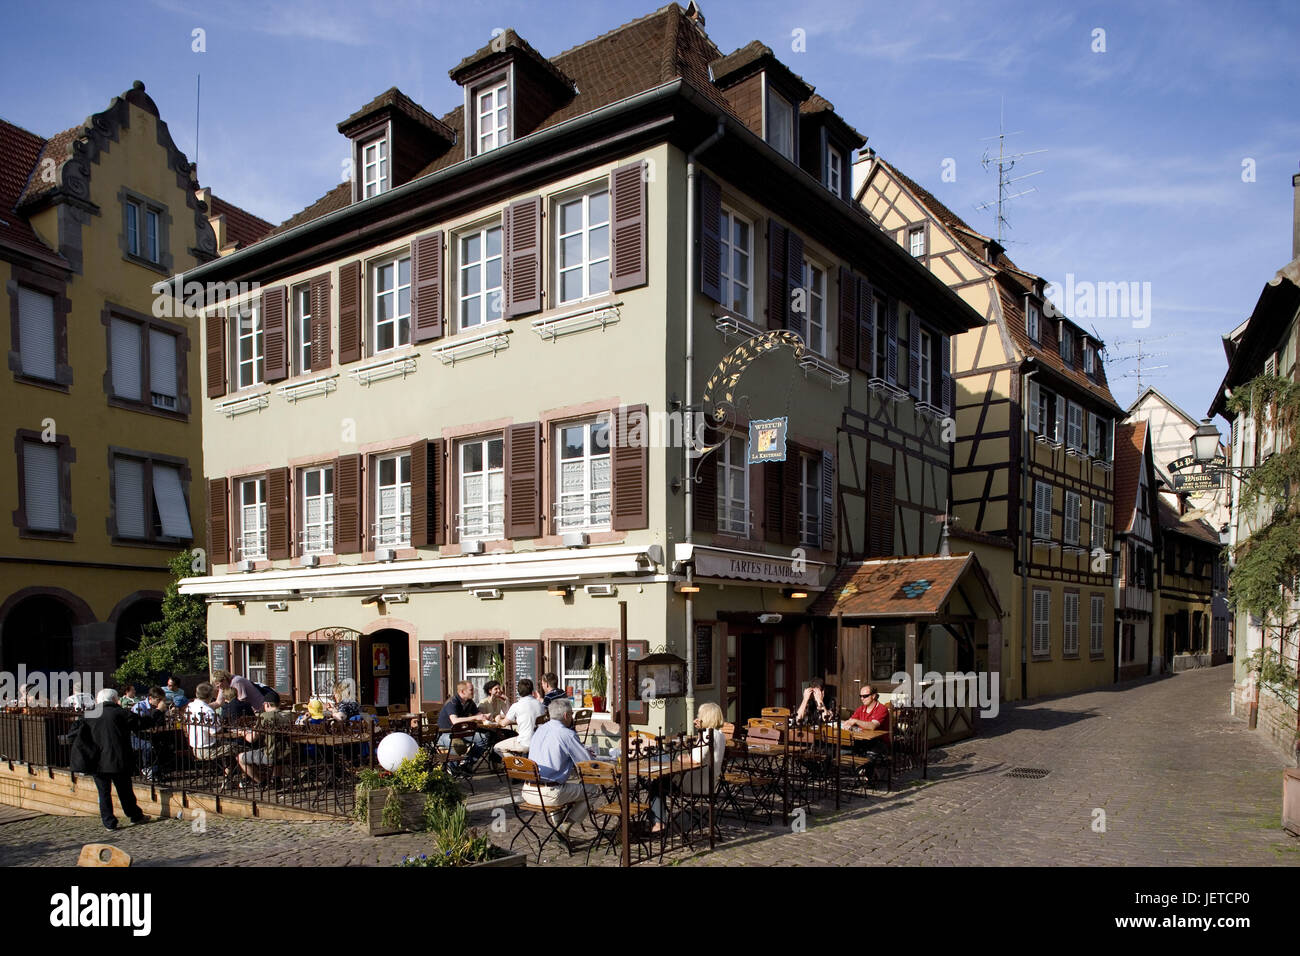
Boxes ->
[2,0,1297,426]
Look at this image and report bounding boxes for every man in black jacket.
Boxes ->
[70,689,151,831]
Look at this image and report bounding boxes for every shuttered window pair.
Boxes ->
[834,267,875,377]
[556,189,610,305]
[206,277,331,399]
[761,444,834,552]
[112,456,192,541]
[555,418,611,531]
[1032,589,1051,655]
[109,316,181,411]
[764,219,804,333]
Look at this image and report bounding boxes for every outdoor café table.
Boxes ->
[609,751,706,858]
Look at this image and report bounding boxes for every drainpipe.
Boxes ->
[683,120,726,729]
[1021,361,1038,701]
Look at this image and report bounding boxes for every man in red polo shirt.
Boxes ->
[845,685,889,744]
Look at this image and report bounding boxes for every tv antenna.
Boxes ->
[1110,334,1174,389]
[975,100,1046,244]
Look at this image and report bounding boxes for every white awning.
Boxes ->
[178,544,657,599]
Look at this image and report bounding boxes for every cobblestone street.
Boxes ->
[1,665,1296,867]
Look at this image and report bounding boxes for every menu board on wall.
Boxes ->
[273,642,292,693]
[694,625,714,687]
[513,644,538,684]
[419,642,444,706]
[210,642,227,676]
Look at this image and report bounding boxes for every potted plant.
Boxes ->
[355,749,462,836]
[399,803,526,867]
[488,652,506,692]
[589,660,608,714]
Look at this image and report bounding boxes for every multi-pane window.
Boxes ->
[1027,301,1040,342]
[17,286,56,380]
[557,190,610,304]
[234,305,264,390]
[310,644,336,698]
[799,453,821,546]
[1091,415,1111,460]
[1067,402,1084,450]
[719,208,752,318]
[474,75,510,154]
[826,145,842,196]
[22,441,61,531]
[372,256,411,353]
[556,419,611,531]
[460,643,503,702]
[716,435,749,535]
[1091,500,1107,551]
[374,453,411,547]
[918,329,933,403]
[560,643,608,706]
[1035,387,1059,441]
[239,477,267,560]
[908,228,925,258]
[800,260,826,354]
[126,201,161,263]
[459,225,504,330]
[244,644,267,687]
[765,89,794,160]
[110,318,180,410]
[1032,589,1050,655]
[1090,594,1105,655]
[1034,481,1053,538]
[1060,325,1074,366]
[114,457,192,541]
[1064,592,1080,655]
[300,465,334,555]
[1084,344,1095,376]
[362,138,387,198]
[1064,491,1081,545]
[459,437,504,539]
[293,285,312,373]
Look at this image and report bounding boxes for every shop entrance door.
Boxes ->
[734,631,792,723]
[367,628,411,714]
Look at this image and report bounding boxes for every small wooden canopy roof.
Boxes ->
[810,552,1003,621]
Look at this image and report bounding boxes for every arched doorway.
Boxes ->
[114,597,163,667]
[1,595,76,674]
[366,627,411,714]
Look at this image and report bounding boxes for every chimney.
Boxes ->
[1293,161,1300,261]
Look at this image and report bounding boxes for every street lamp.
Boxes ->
[1191,419,1222,465]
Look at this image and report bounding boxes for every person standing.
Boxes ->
[69,689,150,831]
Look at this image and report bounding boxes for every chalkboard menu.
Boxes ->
[210,642,227,675]
[513,644,538,684]
[419,642,444,706]
[694,625,714,687]
[273,642,292,693]
[337,643,354,686]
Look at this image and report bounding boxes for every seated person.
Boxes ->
[131,687,171,778]
[118,684,138,709]
[327,681,360,722]
[163,677,185,707]
[478,680,510,721]
[539,672,565,706]
[297,699,327,725]
[494,678,546,756]
[523,699,598,838]
[236,690,294,784]
[219,687,255,724]
[186,683,240,763]
[794,677,834,725]
[211,669,266,712]
[650,702,727,833]
[845,685,890,763]
[437,681,488,775]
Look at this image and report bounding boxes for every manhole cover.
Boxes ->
[1004,767,1050,779]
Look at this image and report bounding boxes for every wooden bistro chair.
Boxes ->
[572,708,593,745]
[577,759,652,864]
[501,754,580,863]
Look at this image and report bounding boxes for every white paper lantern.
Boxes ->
[377,732,420,771]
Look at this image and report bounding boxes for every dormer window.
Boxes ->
[472,73,511,155]
[826,144,843,196]
[1060,325,1074,367]
[765,87,794,160]
[1026,300,1040,342]
[1084,343,1096,376]
[361,137,388,198]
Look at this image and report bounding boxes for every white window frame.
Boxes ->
[800,259,826,355]
[310,644,336,699]
[555,418,611,532]
[371,255,412,354]
[719,206,753,318]
[1027,301,1040,342]
[1091,500,1107,551]
[244,644,268,687]
[1034,481,1053,539]
[233,304,264,391]
[717,435,750,536]
[472,73,510,156]
[908,227,925,258]
[459,643,503,703]
[799,452,821,546]
[1090,594,1105,655]
[238,476,267,560]
[459,436,505,540]
[765,87,794,160]
[373,452,411,548]
[300,465,334,556]
[1032,588,1050,656]
[457,222,504,331]
[125,199,163,264]
[292,284,312,374]
[362,136,388,198]
[559,643,609,710]
[826,144,843,196]
[1064,592,1080,656]
[555,188,611,306]
[918,328,933,404]
[1064,490,1081,545]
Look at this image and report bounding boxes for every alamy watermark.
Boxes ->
[150,279,263,320]
[890,666,1000,718]
[1043,273,1152,329]
[1,666,106,715]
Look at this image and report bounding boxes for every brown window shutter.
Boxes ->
[781,452,800,545]
[429,438,445,546]
[267,467,290,559]
[908,315,921,399]
[836,267,856,369]
[610,162,648,292]
[409,438,429,546]
[941,334,953,414]
[337,260,362,364]
[885,298,899,384]
[766,220,787,330]
[698,173,722,302]
[857,279,874,375]
[504,197,542,318]
[612,403,648,531]
[206,309,227,398]
[207,477,229,564]
[309,273,332,371]
[262,286,289,382]
[693,434,718,533]
[868,462,895,558]
[785,230,804,334]
[333,453,362,554]
[411,231,444,343]
[763,459,782,542]
[504,422,541,538]
[820,449,834,553]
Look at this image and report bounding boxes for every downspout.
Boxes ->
[683,120,726,728]
[1021,361,1038,701]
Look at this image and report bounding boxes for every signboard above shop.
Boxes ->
[677,543,827,589]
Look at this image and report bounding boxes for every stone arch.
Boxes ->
[0,587,95,675]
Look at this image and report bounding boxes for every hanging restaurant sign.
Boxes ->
[748,417,788,464]
[691,546,822,587]
[1173,472,1222,492]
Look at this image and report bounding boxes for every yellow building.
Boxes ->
[0,83,264,678]
[857,156,1124,700]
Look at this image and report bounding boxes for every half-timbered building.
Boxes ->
[856,155,1125,699]
[174,4,990,734]
[1112,422,1159,680]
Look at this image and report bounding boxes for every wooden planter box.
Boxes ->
[0,714,21,761]
[19,714,69,767]
[1284,768,1300,838]
[471,846,527,867]
[361,788,430,836]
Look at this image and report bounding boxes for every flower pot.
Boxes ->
[591,696,605,713]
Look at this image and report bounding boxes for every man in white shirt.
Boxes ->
[185,682,237,761]
[495,678,546,756]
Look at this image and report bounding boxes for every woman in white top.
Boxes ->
[650,702,727,831]
[185,682,220,757]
